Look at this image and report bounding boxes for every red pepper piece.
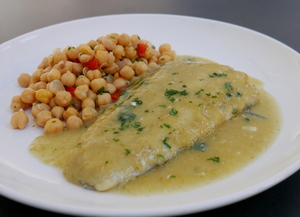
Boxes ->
[82,56,99,70]
[111,89,124,101]
[137,43,148,57]
[65,86,76,96]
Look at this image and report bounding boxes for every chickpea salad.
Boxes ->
[10,33,176,134]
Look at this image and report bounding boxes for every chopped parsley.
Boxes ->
[169,108,178,116]
[195,89,205,95]
[97,86,109,94]
[157,154,165,159]
[162,137,171,149]
[232,109,239,114]
[209,72,227,78]
[163,123,171,128]
[125,149,131,155]
[131,122,141,128]
[165,89,188,97]
[224,82,233,92]
[132,97,143,105]
[206,156,220,163]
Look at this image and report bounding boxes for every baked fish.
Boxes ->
[62,57,259,191]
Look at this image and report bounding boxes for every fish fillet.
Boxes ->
[62,57,259,191]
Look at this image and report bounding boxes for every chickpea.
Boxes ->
[159,43,172,54]
[113,72,120,80]
[10,109,29,130]
[30,69,42,84]
[40,72,49,83]
[20,88,36,104]
[162,51,176,61]
[61,71,76,87]
[151,49,161,58]
[148,61,159,69]
[44,118,64,134]
[55,90,72,107]
[81,97,95,109]
[87,39,98,49]
[66,115,83,130]
[120,65,135,80]
[144,48,154,60]
[103,62,119,75]
[97,93,112,106]
[118,33,130,47]
[38,57,49,69]
[113,45,125,60]
[74,84,89,100]
[132,61,148,76]
[64,46,80,60]
[86,69,101,81]
[36,89,53,104]
[106,83,117,94]
[102,36,117,51]
[75,75,90,87]
[72,62,83,75]
[87,89,97,101]
[79,44,94,55]
[70,96,82,111]
[53,60,73,74]
[46,79,65,94]
[10,95,28,111]
[17,73,31,87]
[95,50,109,66]
[51,106,65,120]
[52,50,68,65]
[130,34,141,48]
[124,46,137,59]
[158,55,172,66]
[94,44,106,52]
[148,56,158,63]
[90,78,107,93]
[121,58,134,67]
[31,103,51,118]
[81,107,98,122]
[63,107,79,121]
[47,69,61,82]
[35,110,52,127]
[33,81,47,90]
[113,77,130,89]
[48,97,57,108]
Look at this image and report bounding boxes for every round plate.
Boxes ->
[1,14,300,216]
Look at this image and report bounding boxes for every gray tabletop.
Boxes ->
[1,0,300,216]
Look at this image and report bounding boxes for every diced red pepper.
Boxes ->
[82,56,99,70]
[111,89,124,101]
[65,86,76,96]
[137,43,148,57]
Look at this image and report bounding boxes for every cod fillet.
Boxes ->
[62,57,259,191]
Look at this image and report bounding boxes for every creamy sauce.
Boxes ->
[29,58,281,196]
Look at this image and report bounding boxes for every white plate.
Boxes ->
[1,14,300,216]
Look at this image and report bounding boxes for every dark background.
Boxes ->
[1,0,300,216]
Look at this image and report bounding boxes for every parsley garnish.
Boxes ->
[162,137,171,149]
[224,82,233,92]
[131,122,141,128]
[125,149,131,155]
[206,156,220,163]
[169,108,178,116]
[209,72,227,78]
[232,109,238,114]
